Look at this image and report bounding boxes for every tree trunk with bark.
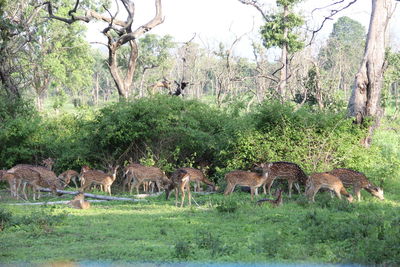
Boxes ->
[46,0,163,100]
[277,4,289,102]
[348,0,394,147]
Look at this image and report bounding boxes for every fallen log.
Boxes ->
[8,200,107,206]
[40,188,146,202]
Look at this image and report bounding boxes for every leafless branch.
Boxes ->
[308,0,358,45]
[237,0,268,20]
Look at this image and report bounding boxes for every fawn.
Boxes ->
[180,167,217,192]
[58,170,81,188]
[328,168,384,201]
[224,163,272,200]
[69,192,91,209]
[259,161,308,197]
[80,165,119,195]
[166,168,191,207]
[306,172,353,203]
[257,188,283,207]
[123,163,170,194]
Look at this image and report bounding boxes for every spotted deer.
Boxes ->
[180,167,217,192]
[328,168,384,201]
[3,167,57,200]
[80,165,119,195]
[260,161,308,197]
[58,170,81,188]
[69,192,91,209]
[7,164,63,198]
[224,163,272,200]
[165,168,191,207]
[306,172,353,203]
[123,164,170,194]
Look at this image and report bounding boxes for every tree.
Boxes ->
[348,0,396,147]
[238,0,304,102]
[45,0,164,100]
[29,15,94,110]
[0,0,43,98]
[318,16,366,101]
[135,34,175,97]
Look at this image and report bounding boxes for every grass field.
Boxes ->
[1,186,399,265]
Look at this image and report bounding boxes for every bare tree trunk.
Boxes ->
[277,5,289,102]
[348,0,394,147]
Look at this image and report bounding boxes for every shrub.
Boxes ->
[0,208,12,231]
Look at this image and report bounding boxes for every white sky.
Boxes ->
[87,0,400,59]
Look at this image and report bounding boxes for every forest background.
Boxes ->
[1,0,400,265]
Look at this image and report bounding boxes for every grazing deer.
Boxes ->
[166,168,191,207]
[260,161,308,197]
[123,164,170,194]
[306,172,353,203]
[224,163,272,200]
[4,168,45,200]
[327,168,384,201]
[69,192,91,209]
[180,167,217,192]
[80,165,119,195]
[257,189,283,207]
[7,164,63,198]
[58,170,80,188]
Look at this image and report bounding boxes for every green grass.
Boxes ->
[1,189,399,265]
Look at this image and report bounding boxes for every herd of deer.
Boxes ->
[0,159,384,208]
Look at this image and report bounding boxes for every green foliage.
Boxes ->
[216,199,238,213]
[82,95,234,169]
[382,50,400,108]
[220,101,373,180]
[0,97,42,167]
[0,208,12,231]
[260,0,304,53]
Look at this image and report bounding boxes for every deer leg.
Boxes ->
[22,182,29,200]
[288,181,293,198]
[224,183,234,196]
[71,176,79,189]
[250,187,255,200]
[354,186,361,201]
[187,182,192,206]
[268,179,275,196]
[80,181,93,192]
[174,187,179,206]
[309,185,320,202]
[180,183,186,208]
[334,188,342,200]
[294,182,301,194]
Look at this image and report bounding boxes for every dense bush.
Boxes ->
[217,101,391,187]
[79,95,237,171]
[0,97,42,168]
[1,95,398,192]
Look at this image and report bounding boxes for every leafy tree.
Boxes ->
[318,16,365,101]
[29,9,94,110]
[0,0,43,98]
[135,34,175,96]
[45,0,164,99]
[260,0,304,101]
